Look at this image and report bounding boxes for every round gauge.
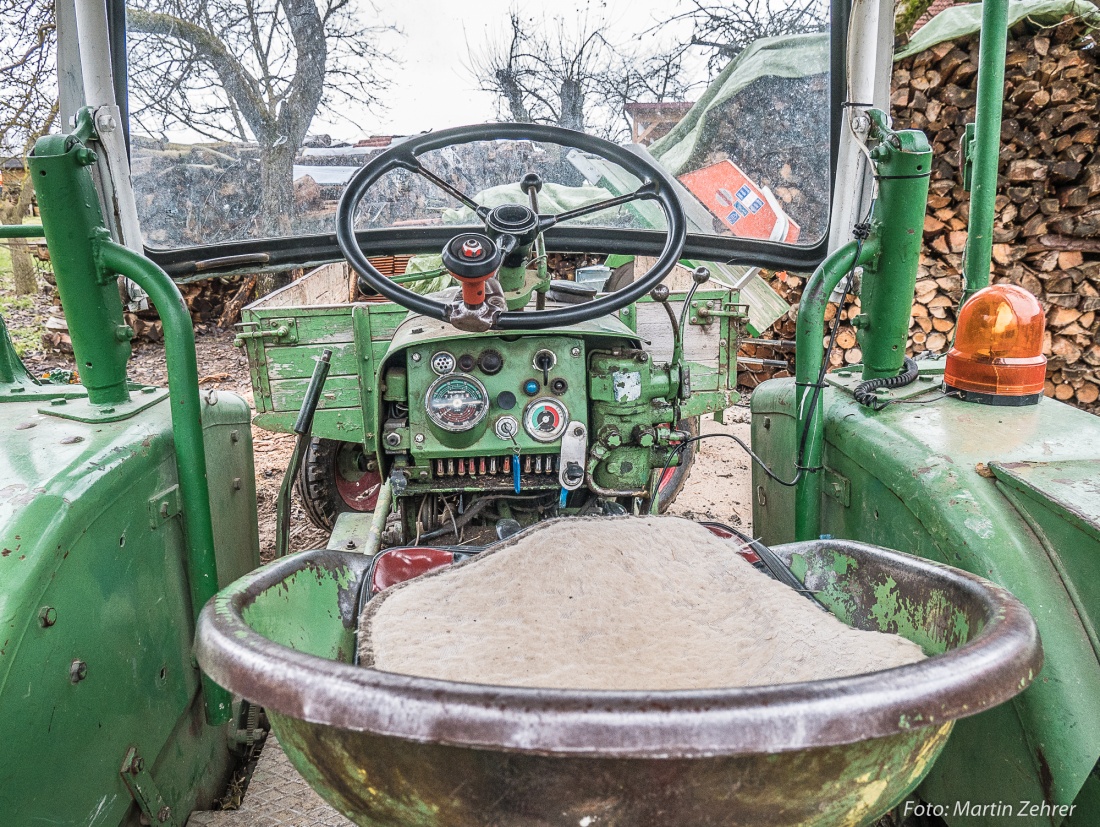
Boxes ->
[426,374,489,432]
[429,351,456,375]
[523,398,569,443]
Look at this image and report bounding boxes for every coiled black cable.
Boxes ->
[854,356,920,411]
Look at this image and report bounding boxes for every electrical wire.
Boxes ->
[658,431,801,490]
[653,213,877,496]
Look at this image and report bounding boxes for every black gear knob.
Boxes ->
[520,173,543,194]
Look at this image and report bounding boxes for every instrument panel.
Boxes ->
[403,336,587,459]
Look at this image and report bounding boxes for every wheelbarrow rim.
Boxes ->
[195,539,1041,757]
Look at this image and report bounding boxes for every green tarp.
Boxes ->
[649,32,830,175]
[895,0,1100,60]
[648,0,1100,176]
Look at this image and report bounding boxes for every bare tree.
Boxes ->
[0,0,58,295]
[127,0,395,237]
[664,0,829,76]
[474,11,604,133]
[472,11,696,141]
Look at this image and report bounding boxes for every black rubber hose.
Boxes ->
[854,356,919,411]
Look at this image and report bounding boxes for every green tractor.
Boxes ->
[0,0,1096,825]
[236,123,757,548]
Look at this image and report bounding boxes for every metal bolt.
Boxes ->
[232,478,242,490]
[50,398,67,406]
[157,806,172,823]
[573,425,584,437]
[230,430,240,443]
[70,660,87,683]
[411,352,422,362]
[414,434,425,444]
[38,607,56,627]
[345,540,356,550]
[571,347,581,357]
[130,755,144,774]
[116,325,134,342]
[74,146,98,166]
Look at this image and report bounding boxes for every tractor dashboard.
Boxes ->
[382,335,588,491]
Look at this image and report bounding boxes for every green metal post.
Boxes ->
[0,224,48,238]
[98,240,232,726]
[858,113,932,380]
[794,240,875,541]
[29,135,132,407]
[793,111,929,541]
[962,0,1010,304]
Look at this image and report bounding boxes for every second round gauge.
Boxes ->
[523,397,569,442]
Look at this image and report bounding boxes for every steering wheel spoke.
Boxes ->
[406,159,490,220]
[536,180,661,232]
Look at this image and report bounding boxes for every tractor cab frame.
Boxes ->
[0,0,1097,824]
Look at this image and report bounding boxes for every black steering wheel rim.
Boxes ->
[335,122,687,330]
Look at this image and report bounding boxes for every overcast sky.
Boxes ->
[312,0,704,139]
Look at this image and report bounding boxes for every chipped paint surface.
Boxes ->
[197,542,1039,827]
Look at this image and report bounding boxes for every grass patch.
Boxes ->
[0,291,39,357]
[0,222,46,357]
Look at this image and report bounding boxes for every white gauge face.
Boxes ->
[429,351,457,375]
[425,373,489,432]
[523,397,569,443]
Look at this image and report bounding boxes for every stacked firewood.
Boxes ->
[39,276,254,353]
[742,15,1100,412]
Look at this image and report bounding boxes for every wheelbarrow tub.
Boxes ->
[195,539,1041,827]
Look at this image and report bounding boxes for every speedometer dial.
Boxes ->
[425,374,489,432]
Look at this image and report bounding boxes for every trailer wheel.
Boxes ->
[652,417,699,513]
[296,438,382,531]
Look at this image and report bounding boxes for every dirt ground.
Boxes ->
[10,279,753,557]
[665,409,753,530]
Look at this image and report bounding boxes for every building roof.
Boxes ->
[623,101,695,116]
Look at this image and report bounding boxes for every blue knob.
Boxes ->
[523,379,539,396]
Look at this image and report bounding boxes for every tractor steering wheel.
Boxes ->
[335,122,687,330]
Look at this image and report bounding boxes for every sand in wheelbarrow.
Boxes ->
[359,516,925,689]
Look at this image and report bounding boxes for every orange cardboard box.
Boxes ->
[678,160,800,244]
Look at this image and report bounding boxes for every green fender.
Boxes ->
[751,371,1100,825]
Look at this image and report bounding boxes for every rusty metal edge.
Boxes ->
[194,540,1041,758]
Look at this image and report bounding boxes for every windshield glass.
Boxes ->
[126,0,831,250]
